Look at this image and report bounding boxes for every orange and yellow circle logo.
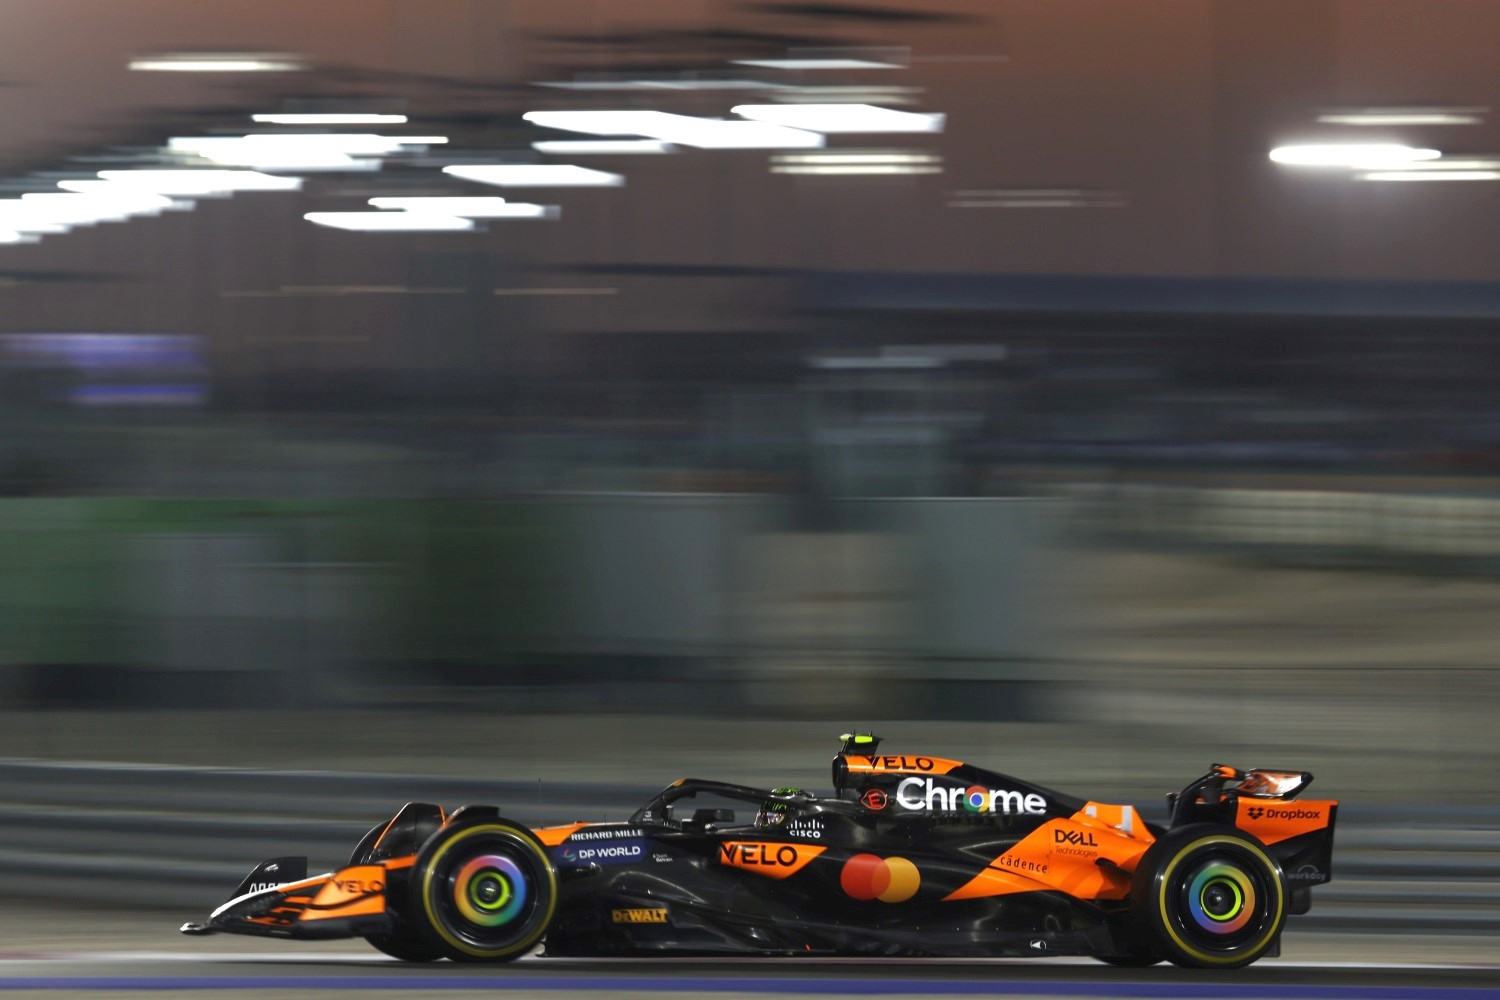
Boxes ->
[840,853,921,903]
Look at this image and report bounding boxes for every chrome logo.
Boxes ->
[453,854,528,927]
[963,785,989,812]
[1187,862,1254,935]
[840,853,921,903]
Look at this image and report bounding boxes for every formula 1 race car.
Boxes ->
[181,734,1338,969]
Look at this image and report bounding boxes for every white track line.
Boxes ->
[3,952,1495,972]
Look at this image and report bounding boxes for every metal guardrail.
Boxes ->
[2,759,1496,932]
[1057,480,1500,569]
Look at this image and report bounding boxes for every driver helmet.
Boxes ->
[756,787,808,828]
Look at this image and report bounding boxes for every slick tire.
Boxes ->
[411,817,559,963]
[1093,949,1164,967]
[1130,825,1287,970]
[364,924,444,963]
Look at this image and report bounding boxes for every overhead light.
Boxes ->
[169,141,365,171]
[532,140,674,155]
[305,212,475,232]
[732,104,944,133]
[1268,144,1441,167]
[948,187,1129,208]
[535,79,784,91]
[172,134,405,152]
[734,59,902,70]
[0,192,175,232]
[1317,107,1485,126]
[519,110,668,134]
[811,355,944,369]
[95,170,302,195]
[442,164,624,187]
[771,150,942,175]
[129,52,303,72]
[1360,170,1500,181]
[522,110,822,149]
[55,181,191,208]
[22,191,173,221]
[169,134,412,171]
[368,197,557,218]
[0,206,67,234]
[772,164,941,175]
[1354,158,1500,171]
[252,113,408,124]
[776,152,940,164]
[773,85,925,107]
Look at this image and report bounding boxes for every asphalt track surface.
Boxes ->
[1,907,1495,998]
[1,952,1497,998]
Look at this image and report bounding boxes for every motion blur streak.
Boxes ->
[1268,144,1442,166]
[128,52,304,72]
[1360,170,1500,181]
[3,0,1500,979]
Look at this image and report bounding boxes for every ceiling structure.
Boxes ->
[0,1,1496,279]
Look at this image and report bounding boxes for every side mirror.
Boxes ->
[691,808,735,826]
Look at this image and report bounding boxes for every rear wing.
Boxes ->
[1166,764,1337,902]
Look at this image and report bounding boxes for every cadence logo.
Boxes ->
[840,853,921,903]
[896,777,1047,815]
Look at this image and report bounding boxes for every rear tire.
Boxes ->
[411,817,558,962]
[1094,949,1164,967]
[1131,825,1287,969]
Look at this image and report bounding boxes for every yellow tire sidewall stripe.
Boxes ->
[1156,834,1284,966]
[421,822,559,958]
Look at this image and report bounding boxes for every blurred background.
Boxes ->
[0,0,1498,941]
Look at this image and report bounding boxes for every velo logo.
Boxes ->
[719,841,825,879]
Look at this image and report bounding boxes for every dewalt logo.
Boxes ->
[612,907,668,924]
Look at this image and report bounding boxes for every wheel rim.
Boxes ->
[1158,837,1283,963]
[1187,863,1253,934]
[422,826,555,957]
[453,854,529,927]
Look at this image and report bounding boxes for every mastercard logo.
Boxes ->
[840,853,921,903]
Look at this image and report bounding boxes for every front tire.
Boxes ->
[1131,826,1287,969]
[411,817,558,962]
[365,926,444,962]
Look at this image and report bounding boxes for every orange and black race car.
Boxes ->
[181,733,1337,969]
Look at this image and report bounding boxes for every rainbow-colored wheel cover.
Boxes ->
[1186,862,1254,935]
[452,854,528,927]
